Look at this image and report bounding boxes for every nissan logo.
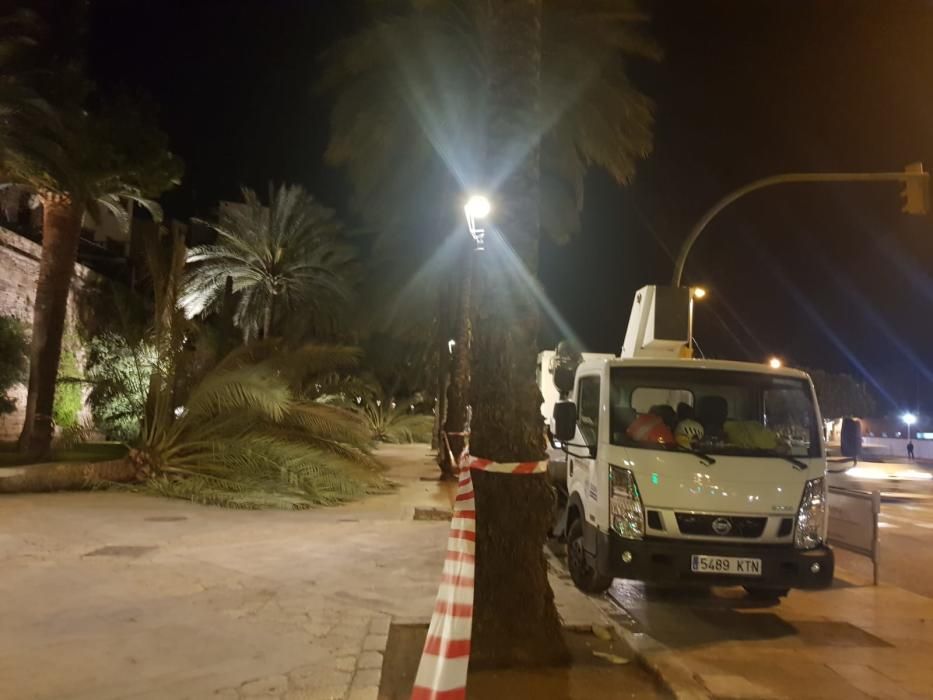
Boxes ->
[712,517,733,535]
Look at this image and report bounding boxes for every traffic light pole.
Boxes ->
[672,167,930,288]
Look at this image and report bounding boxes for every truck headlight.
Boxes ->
[795,477,827,550]
[610,466,645,540]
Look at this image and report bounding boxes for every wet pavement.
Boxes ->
[604,573,933,699]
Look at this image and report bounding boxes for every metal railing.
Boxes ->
[827,487,882,585]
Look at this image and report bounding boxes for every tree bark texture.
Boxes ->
[19,195,83,458]
[0,458,136,494]
[468,0,569,669]
[441,241,475,474]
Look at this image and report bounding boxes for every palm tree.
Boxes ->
[354,393,434,444]
[322,0,657,665]
[0,12,58,174]
[4,97,181,457]
[0,4,182,456]
[181,185,355,341]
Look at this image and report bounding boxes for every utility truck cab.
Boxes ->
[546,286,833,597]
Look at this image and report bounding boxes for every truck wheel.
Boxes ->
[567,518,613,594]
[743,586,789,600]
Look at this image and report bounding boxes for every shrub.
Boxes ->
[356,395,434,444]
[0,316,28,415]
[53,348,83,428]
[85,332,155,442]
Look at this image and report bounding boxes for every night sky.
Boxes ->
[87,0,933,414]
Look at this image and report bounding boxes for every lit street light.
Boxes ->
[903,412,917,443]
[686,286,707,357]
[464,194,491,251]
[768,357,782,369]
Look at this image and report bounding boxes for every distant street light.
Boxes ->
[686,287,707,358]
[768,357,783,369]
[464,194,491,251]
[903,412,917,443]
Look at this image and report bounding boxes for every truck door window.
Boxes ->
[577,376,600,447]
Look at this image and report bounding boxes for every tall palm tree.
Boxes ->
[322,0,657,665]
[0,4,182,457]
[3,98,181,457]
[181,185,355,342]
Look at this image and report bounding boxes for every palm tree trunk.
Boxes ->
[262,296,275,339]
[0,458,137,494]
[441,240,475,476]
[468,0,569,669]
[18,194,84,458]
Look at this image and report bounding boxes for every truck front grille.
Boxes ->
[675,513,767,538]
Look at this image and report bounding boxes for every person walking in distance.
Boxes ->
[907,441,915,460]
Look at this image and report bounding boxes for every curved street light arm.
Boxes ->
[671,170,928,287]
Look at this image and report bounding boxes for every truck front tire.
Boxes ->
[567,518,613,594]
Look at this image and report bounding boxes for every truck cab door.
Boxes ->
[572,374,602,530]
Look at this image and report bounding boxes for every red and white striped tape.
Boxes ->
[411,455,547,700]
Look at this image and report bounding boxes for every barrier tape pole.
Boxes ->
[411,453,547,700]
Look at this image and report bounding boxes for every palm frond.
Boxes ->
[183,184,356,339]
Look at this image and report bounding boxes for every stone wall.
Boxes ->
[0,227,93,441]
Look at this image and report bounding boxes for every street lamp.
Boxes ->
[464,195,491,251]
[769,357,783,369]
[686,286,707,357]
[902,412,917,442]
[438,194,492,475]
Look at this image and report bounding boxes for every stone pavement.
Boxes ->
[604,566,933,700]
[0,445,619,700]
[0,445,451,699]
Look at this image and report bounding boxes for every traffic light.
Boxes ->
[902,162,930,215]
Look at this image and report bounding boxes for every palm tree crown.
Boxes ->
[182,184,355,341]
[322,0,658,246]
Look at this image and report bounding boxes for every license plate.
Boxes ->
[691,554,762,576]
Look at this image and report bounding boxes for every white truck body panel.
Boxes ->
[564,357,822,540]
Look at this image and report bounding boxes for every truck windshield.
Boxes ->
[609,367,821,458]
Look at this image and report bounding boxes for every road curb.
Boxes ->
[587,595,712,700]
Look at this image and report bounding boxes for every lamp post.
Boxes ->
[672,165,930,288]
[440,195,492,475]
[686,286,706,357]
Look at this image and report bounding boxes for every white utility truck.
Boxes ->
[544,285,833,598]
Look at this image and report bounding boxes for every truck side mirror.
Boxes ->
[553,366,575,396]
[841,417,862,459]
[553,401,577,442]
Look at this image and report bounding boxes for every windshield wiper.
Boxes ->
[768,452,808,471]
[670,444,716,466]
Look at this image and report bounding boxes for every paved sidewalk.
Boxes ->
[0,445,628,700]
[0,445,452,700]
[606,568,933,700]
